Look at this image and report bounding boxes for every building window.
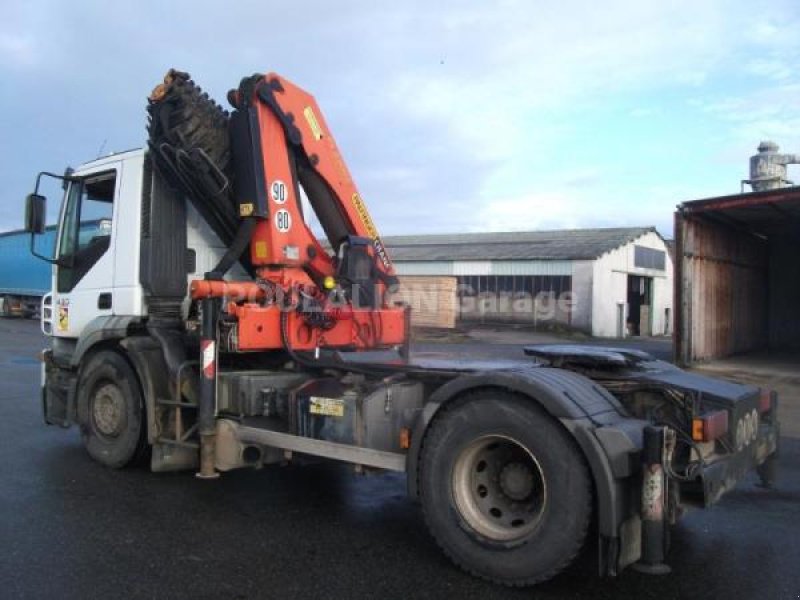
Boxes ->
[457,275,480,297]
[634,245,666,271]
[455,275,571,297]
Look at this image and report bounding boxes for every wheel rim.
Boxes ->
[452,434,547,542]
[91,382,127,437]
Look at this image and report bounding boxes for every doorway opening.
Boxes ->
[627,275,653,336]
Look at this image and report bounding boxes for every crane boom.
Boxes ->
[147,69,406,354]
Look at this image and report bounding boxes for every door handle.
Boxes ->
[98,293,112,310]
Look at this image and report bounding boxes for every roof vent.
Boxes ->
[743,141,799,192]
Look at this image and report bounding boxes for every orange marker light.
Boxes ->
[692,418,704,442]
[399,427,411,450]
[692,411,729,442]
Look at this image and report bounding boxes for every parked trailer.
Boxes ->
[0,227,55,317]
[674,187,800,365]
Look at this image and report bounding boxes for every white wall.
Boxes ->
[591,231,673,338]
[570,260,594,332]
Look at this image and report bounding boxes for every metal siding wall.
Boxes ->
[488,260,573,276]
[680,216,768,362]
[393,261,454,276]
[452,261,491,275]
[570,260,593,332]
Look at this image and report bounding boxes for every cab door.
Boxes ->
[52,165,119,338]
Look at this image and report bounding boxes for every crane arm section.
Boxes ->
[228,73,396,286]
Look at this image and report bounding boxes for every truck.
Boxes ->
[22,69,779,587]
[0,226,55,317]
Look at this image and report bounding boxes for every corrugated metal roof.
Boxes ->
[487,260,573,275]
[384,227,655,261]
[394,260,574,276]
[394,261,454,276]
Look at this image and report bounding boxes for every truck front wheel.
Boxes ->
[419,390,592,586]
[78,350,149,468]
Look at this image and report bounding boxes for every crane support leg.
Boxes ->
[197,297,220,479]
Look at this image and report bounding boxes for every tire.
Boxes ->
[78,350,149,468]
[419,390,592,587]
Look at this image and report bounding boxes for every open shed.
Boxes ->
[674,187,800,364]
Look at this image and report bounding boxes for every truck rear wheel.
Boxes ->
[78,350,149,468]
[419,390,592,586]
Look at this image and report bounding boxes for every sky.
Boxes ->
[1,1,799,239]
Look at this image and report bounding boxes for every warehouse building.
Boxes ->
[387,227,673,338]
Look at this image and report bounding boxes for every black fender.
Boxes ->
[118,336,172,445]
[406,367,646,572]
[65,315,192,466]
[67,315,144,428]
[66,316,182,444]
[44,317,139,427]
[68,334,169,446]
[119,335,199,473]
[69,315,143,368]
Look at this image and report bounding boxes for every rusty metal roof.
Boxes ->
[383,227,657,261]
[677,186,800,237]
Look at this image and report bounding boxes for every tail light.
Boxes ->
[692,410,729,442]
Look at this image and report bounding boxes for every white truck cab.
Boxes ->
[43,149,242,341]
[48,150,144,338]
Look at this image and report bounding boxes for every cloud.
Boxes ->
[463,175,696,238]
[630,107,663,119]
[691,82,800,154]
[372,1,798,231]
[0,33,38,69]
[1,0,800,239]
[471,191,586,232]
[745,57,794,82]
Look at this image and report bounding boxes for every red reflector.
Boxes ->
[758,390,773,414]
[692,410,729,442]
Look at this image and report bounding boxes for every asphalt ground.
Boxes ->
[1,318,798,599]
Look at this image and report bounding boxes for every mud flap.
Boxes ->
[757,443,779,488]
[42,358,77,428]
[42,370,75,428]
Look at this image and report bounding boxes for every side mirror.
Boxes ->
[25,193,47,234]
